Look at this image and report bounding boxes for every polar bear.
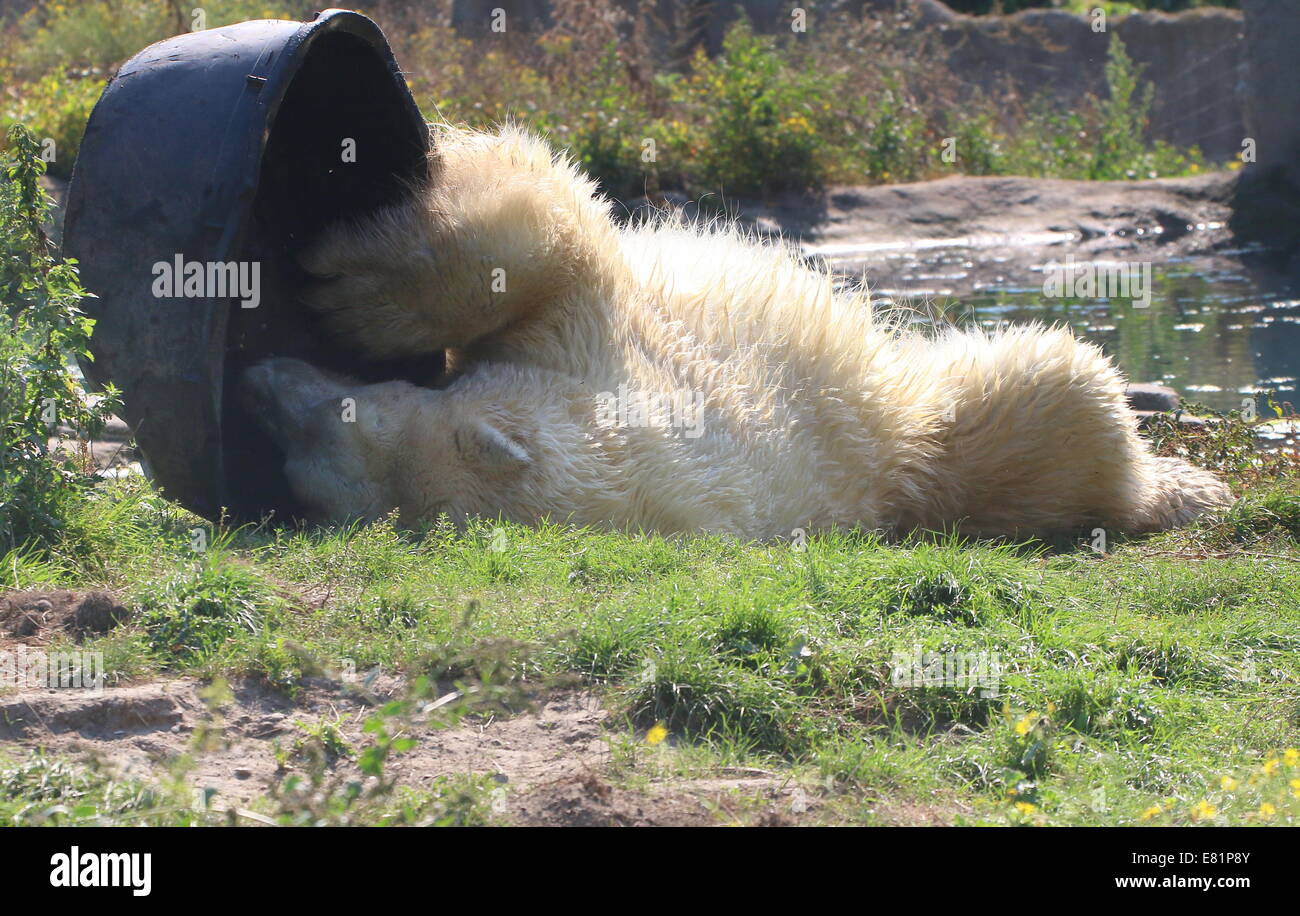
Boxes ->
[241,124,1231,539]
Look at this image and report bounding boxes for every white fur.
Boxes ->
[243,124,1232,538]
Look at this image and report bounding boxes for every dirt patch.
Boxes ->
[383,690,608,792]
[515,765,959,826]
[0,589,131,646]
[0,676,397,805]
[508,771,820,826]
[866,796,970,827]
[0,680,190,740]
[0,674,845,824]
[510,775,714,827]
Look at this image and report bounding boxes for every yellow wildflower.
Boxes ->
[1140,805,1162,820]
[1190,800,1217,821]
[645,723,668,746]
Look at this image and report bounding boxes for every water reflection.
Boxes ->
[834,248,1300,415]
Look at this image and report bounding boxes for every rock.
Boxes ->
[1241,0,1300,188]
[730,172,1236,297]
[1232,1,1300,261]
[1125,383,1181,413]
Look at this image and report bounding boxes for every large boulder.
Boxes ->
[1232,0,1300,263]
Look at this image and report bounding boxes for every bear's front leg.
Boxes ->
[298,124,622,364]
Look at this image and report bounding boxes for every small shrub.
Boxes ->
[0,124,118,551]
[532,44,660,202]
[624,646,800,752]
[6,0,313,79]
[1005,710,1053,779]
[1042,670,1161,739]
[1116,637,1222,688]
[0,751,190,826]
[566,612,661,680]
[1212,484,1300,544]
[712,605,791,663]
[1143,394,1300,486]
[662,21,842,196]
[135,556,267,662]
[855,81,929,184]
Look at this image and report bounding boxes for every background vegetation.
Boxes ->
[0,0,1215,196]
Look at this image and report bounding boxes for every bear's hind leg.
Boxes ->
[1122,455,1233,533]
[933,324,1231,536]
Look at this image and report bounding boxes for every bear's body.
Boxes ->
[242,125,1231,538]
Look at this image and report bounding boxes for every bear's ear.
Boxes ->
[454,419,531,472]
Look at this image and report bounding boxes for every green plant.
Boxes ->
[532,43,660,202]
[1092,36,1152,180]
[947,110,1006,177]
[663,21,841,196]
[134,554,267,662]
[856,80,929,184]
[0,124,118,551]
[0,751,197,826]
[290,714,356,765]
[1143,393,1300,486]
[6,1,312,80]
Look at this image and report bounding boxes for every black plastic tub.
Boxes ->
[63,8,435,521]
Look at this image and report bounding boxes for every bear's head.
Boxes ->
[240,357,532,525]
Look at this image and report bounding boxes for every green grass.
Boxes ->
[4,471,1300,826]
[0,746,501,827]
[0,751,200,827]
